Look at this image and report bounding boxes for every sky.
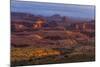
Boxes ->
[11,1,95,19]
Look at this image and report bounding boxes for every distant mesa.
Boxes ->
[11,12,95,32]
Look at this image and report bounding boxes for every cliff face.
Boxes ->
[11,12,95,32]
